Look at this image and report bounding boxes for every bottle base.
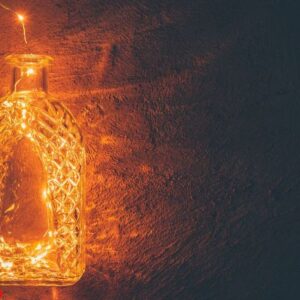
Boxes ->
[0,274,84,286]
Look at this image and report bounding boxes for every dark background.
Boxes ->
[0,0,299,299]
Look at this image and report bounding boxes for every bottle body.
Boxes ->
[0,55,85,286]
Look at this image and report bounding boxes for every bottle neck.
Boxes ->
[11,66,48,94]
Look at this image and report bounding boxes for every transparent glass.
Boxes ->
[0,54,85,285]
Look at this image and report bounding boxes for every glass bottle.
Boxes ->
[0,54,85,285]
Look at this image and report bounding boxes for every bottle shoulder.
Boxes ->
[0,93,84,147]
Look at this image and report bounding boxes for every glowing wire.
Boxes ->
[17,14,27,44]
[14,78,22,93]
[0,2,28,44]
[0,2,11,11]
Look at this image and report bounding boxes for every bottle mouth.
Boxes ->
[5,54,53,68]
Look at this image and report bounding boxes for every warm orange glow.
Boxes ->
[100,135,117,145]
[17,13,24,22]
[16,13,28,44]
[0,54,85,285]
[26,67,35,76]
[0,2,28,44]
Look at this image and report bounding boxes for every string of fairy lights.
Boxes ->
[0,1,28,44]
[0,2,85,283]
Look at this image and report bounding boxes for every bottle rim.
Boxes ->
[5,54,53,67]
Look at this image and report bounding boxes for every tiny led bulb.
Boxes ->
[17,14,24,22]
[26,68,35,76]
[42,189,48,199]
[22,109,27,118]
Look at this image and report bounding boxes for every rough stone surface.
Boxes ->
[0,0,299,299]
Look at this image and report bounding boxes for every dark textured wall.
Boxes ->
[0,0,299,299]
